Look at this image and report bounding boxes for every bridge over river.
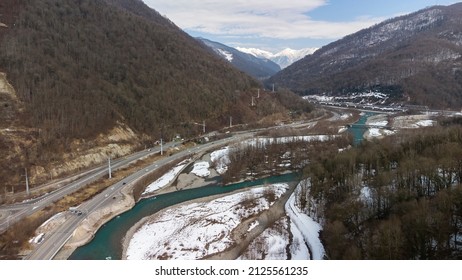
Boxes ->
[346,123,393,130]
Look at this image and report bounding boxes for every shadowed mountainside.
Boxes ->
[269,3,462,109]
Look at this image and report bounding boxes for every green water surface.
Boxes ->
[348,111,376,145]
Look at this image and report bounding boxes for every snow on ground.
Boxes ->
[217,49,233,62]
[29,212,66,244]
[142,163,188,195]
[245,135,331,147]
[289,217,310,260]
[239,218,290,260]
[247,220,259,232]
[39,212,65,228]
[369,120,388,127]
[367,128,395,138]
[368,128,382,137]
[285,183,325,260]
[393,115,436,129]
[340,113,352,120]
[126,184,289,260]
[29,233,45,244]
[302,95,334,102]
[304,91,388,103]
[365,119,395,138]
[360,186,373,206]
[416,120,435,127]
[210,146,230,174]
[190,161,210,178]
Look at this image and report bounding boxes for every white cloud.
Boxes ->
[143,0,383,40]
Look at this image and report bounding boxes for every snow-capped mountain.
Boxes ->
[197,38,281,79]
[237,47,318,69]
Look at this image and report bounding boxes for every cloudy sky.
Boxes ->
[143,0,461,52]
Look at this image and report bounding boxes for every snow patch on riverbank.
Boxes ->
[365,116,395,139]
[142,164,187,195]
[210,146,230,174]
[367,128,395,138]
[125,184,288,260]
[190,161,211,177]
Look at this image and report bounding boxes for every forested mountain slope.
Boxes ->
[1,0,257,140]
[0,0,309,190]
[269,3,462,109]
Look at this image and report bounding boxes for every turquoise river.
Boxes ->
[69,173,299,260]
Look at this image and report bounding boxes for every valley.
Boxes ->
[2,0,462,263]
[2,103,451,260]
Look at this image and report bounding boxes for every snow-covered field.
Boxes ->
[125,184,289,260]
[142,163,188,195]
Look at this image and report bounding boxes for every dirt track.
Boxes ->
[204,182,297,260]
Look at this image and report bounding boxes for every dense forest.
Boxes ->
[0,0,258,146]
[300,125,462,259]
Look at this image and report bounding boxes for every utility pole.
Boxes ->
[108,157,112,179]
[24,168,29,196]
[160,125,164,156]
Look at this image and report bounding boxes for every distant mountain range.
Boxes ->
[237,47,318,69]
[197,38,281,79]
[269,3,462,109]
[196,37,317,78]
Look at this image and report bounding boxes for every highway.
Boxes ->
[0,142,177,233]
[24,132,255,260]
